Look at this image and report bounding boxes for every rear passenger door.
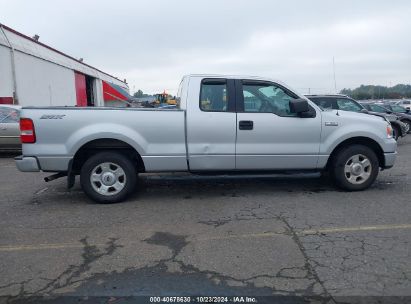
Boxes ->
[186,78,237,171]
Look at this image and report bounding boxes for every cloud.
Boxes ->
[1,0,410,94]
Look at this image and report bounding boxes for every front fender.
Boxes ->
[320,124,388,156]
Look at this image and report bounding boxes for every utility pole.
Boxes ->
[333,56,337,94]
[0,24,19,104]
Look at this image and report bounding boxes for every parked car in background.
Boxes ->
[394,100,411,111]
[359,102,410,135]
[0,105,21,151]
[305,95,407,140]
[378,103,411,133]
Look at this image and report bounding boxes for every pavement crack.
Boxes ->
[279,216,337,303]
[198,218,231,228]
[6,237,122,298]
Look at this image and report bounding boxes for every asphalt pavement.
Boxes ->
[0,138,410,303]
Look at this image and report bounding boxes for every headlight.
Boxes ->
[386,124,393,138]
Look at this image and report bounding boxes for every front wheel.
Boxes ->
[332,145,379,191]
[80,152,137,203]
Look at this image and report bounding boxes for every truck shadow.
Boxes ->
[128,173,335,201]
[46,172,397,205]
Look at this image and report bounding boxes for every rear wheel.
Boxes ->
[332,145,379,191]
[80,152,137,203]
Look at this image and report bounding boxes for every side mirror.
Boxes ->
[386,110,393,114]
[289,98,309,114]
[406,108,410,113]
[360,108,368,113]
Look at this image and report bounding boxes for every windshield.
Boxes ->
[391,105,407,113]
[307,97,334,111]
[368,104,388,113]
[336,98,363,112]
[0,107,20,123]
[308,97,363,112]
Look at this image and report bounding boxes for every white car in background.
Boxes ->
[394,100,411,111]
[0,105,21,151]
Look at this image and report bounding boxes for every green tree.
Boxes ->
[133,89,144,98]
[340,84,411,100]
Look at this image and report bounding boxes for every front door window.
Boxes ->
[242,82,297,116]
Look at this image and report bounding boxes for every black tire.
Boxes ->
[80,151,137,203]
[392,125,400,141]
[332,145,379,191]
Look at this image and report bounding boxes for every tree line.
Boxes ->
[340,84,411,100]
[133,89,152,98]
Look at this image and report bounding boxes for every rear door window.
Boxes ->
[200,80,228,112]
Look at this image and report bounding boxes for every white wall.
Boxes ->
[0,45,14,98]
[0,25,129,107]
[14,51,77,106]
[93,78,104,106]
[0,26,128,92]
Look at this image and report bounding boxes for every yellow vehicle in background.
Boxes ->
[155,90,177,105]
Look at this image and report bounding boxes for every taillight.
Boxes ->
[386,124,393,138]
[20,118,36,143]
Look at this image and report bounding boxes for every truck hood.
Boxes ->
[366,111,398,122]
[321,109,387,123]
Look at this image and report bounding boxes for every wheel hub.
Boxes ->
[90,162,126,196]
[351,163,363,176]
[101,172,116,186]
[344,154,372,185]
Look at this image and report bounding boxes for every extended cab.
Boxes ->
[16,75,397,203]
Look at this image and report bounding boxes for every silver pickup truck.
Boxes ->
[16,75,397,203]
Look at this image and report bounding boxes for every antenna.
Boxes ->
[333,56,337,93]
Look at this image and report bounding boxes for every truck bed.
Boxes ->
[20,107,188,172]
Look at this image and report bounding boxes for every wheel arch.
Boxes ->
[326,136,385,169]
[71,138,146,174]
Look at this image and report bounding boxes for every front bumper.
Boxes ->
[383,152,397,169]
[15,156,40,172]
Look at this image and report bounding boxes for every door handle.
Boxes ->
[239,120,253,130]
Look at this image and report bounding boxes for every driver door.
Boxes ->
[235,80,321,170]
